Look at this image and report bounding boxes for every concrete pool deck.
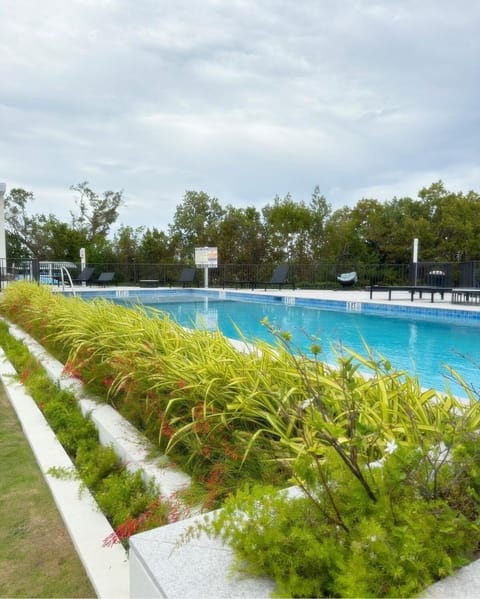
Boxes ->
[237,285,480,311]
[3,284,480,597]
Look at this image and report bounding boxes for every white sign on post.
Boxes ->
[195,247,218,288]
[195,247,218,267]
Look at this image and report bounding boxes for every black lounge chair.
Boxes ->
[258,264,291,290]
[174,268,197,287]
[337,271,358,287]
[73,266,95,285]
[95,272,115,286]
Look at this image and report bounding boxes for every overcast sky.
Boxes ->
[1,0,479,233]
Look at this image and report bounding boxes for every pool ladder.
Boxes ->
[58,266,76,296]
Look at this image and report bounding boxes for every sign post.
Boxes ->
[79,247,87,286]
[194,247,218,288]
[413,238,419,286]
[80,247,86,271]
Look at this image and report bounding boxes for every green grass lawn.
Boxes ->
[0,383,95,598]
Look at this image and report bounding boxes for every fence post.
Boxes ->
[31,258,40,282]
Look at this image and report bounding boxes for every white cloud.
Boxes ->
[1,0,479,234]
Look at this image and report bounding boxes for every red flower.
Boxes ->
[102,499,167,547]
[63,362,82,380]
[160,417,174,439]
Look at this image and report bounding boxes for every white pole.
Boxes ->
[413,238,418,263]
[204,265,208,288]
[413,238,419,286]
[79,247,87,286]
[0,183,7,279]
[80,247,86,271]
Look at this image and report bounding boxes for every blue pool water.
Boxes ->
[114,293,480,398]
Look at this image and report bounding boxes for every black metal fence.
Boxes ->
[1,258,479,291]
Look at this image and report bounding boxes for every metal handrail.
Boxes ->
[59,266,75,296]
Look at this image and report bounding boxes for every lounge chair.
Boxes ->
[174,268,197,287]
[257,264,291,290]
[73,266,95,285]
[95,272,115,286]
[337,271,358,287]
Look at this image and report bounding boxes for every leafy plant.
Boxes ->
[197,478,479,598]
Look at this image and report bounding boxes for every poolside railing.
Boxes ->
[1,259,475,290]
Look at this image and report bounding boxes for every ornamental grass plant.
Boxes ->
[2,282,480,597]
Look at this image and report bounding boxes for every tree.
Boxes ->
[70,182,123,243]
[169,191,225,262]
[5,188,81,260]
[262,193,314,263]
[349,198,389,264]
[308,186,332,260]
[85,236,116,266]
[5,183,123,261]
[39,219,87,261]
[6,230,30,261]
[322,206,359,266]
[217,205,265,264]
[377,196,434,263]
[4,187,38,257]
[418,181,480,261]
[112,225,144,263]
[138,228,175,263]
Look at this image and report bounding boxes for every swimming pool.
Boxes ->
[106,290,480,398]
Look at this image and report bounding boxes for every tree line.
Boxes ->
[5,180,480,267]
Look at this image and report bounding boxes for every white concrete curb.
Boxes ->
[0,348,129,599]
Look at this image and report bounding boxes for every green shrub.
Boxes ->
[76,443,120,489]
[95,470,161,527]
[43,399,98,457]
[197,457,480,598]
